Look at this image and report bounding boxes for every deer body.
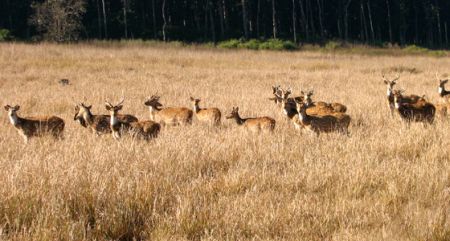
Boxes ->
[145,95,193,125]
[4,105,64,142]
[438,79,450,102]
[293,102,350,135]
[302,90,347,115]
[190,97,221,126]
[74,103,138,135]
[393,91,435,124]
[226,107,275,132]
[105,100,160,140]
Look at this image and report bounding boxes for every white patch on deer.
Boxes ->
[9,113,19,126]
[438,87,443,94]
[386,89,392,96]
[110,116,119,127]
[394,102,401,109]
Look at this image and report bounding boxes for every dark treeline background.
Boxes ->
[1,0,449,48]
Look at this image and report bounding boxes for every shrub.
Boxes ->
[238,39,261,50]
[403,45,429,53]
[0,29,11,41]
[324,41,344,51]
[218,39,241,49]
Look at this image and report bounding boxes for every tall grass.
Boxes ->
[0,42,449,240]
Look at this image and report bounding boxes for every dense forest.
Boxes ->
[0,0,449,48]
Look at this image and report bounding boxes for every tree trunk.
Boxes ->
[434,0,442,46]
[101,0,107,38]
[271,0,277,39]
[366,0,375,42]
[316,0,325,38]
[162,0,167,41]
[298,0,309,40]
[386,0,392,43]
[360,0,368,43]
[209,1,216,43]
[292,0,297,42]
[96,0,102,38]
[152,0,157,38]
[307,0,316,38]
[218,0,225,39]
[241,0,249,39]
[256,0,261,38]
[445,22,448,46]
[344,0,352,42]
[123,0,128,39]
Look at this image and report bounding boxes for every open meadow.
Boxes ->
[0,42,449,240]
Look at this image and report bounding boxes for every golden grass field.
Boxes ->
[0,42,449,240]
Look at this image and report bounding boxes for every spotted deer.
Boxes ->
[278,87,304,119]
[105,99,160,140]
[74,103,138,135]
[293,100,350,135]
[144,95,193,126]
[301,90,347,114]
[393,90,435,124]
[226,107,275,132]
[190,97,221,126]
[268,85,284,106]
[4,105,65,143]
[437,74,450,102]
[383,75,425,116]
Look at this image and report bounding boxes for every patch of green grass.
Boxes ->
[0,29,11,41]
[217,39,298,51]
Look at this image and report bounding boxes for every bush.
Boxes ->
[218,39,298,51]
[324,41,344,51]
[0,29,11,41]
[403,45,429,53]
[217,39,241,49]
[238,39,261,50]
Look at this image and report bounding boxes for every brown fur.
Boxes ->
[438,78,450,102]
[144,95,193,125]
[293,101,350,135]
[226,107,275,132]
[302,90,347,114]
[74,103,138,135]
[393,90,435,124]
[190,97,221,126]
[105,100,160,140]
[4,105,64,142]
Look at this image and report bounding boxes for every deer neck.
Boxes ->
[439,86,449,97]
[387,87,393,98]
[193,103,201,113]
[297,108,310,125]
[148,106,160,121]
[82,110,94,126]
[8,112,21,127]
[110,112,120,128]
[234,114,245,125]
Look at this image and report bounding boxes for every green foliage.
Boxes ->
[217,39,241,49]
[324,41,345,51]
[218,39,298,51]
[403,45,429,53]
[0,29,11,41]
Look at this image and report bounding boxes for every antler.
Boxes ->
[105,99,113,107]
[117,97,125,106]
[393,74,400,82]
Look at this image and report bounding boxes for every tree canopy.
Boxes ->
[0,0,449,48]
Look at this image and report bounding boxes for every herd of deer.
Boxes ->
[3,75,450,143]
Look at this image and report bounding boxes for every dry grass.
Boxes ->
[0,42,449,241]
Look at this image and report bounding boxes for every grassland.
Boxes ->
[0,42,449,241]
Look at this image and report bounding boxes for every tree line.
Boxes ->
[0,0,449,48]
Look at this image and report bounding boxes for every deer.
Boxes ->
[74,103,138,135]
[189,97,221,126]
[226,107,275,132]
[301,90,347,114]
[4,105,65,143]
[277,87,304,119]
[292,100,351,135]
[437,74,450,102]
[144,94,193,126]
[392,90,435,124]
[383,75,426,116]
[268,85,284,106]
[105,99,160,140]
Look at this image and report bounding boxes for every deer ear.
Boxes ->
[105,105,111,111]
[383,80,388,84]
[117,105,123,111]
[4,105,10,111]
[14,105,20,111]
